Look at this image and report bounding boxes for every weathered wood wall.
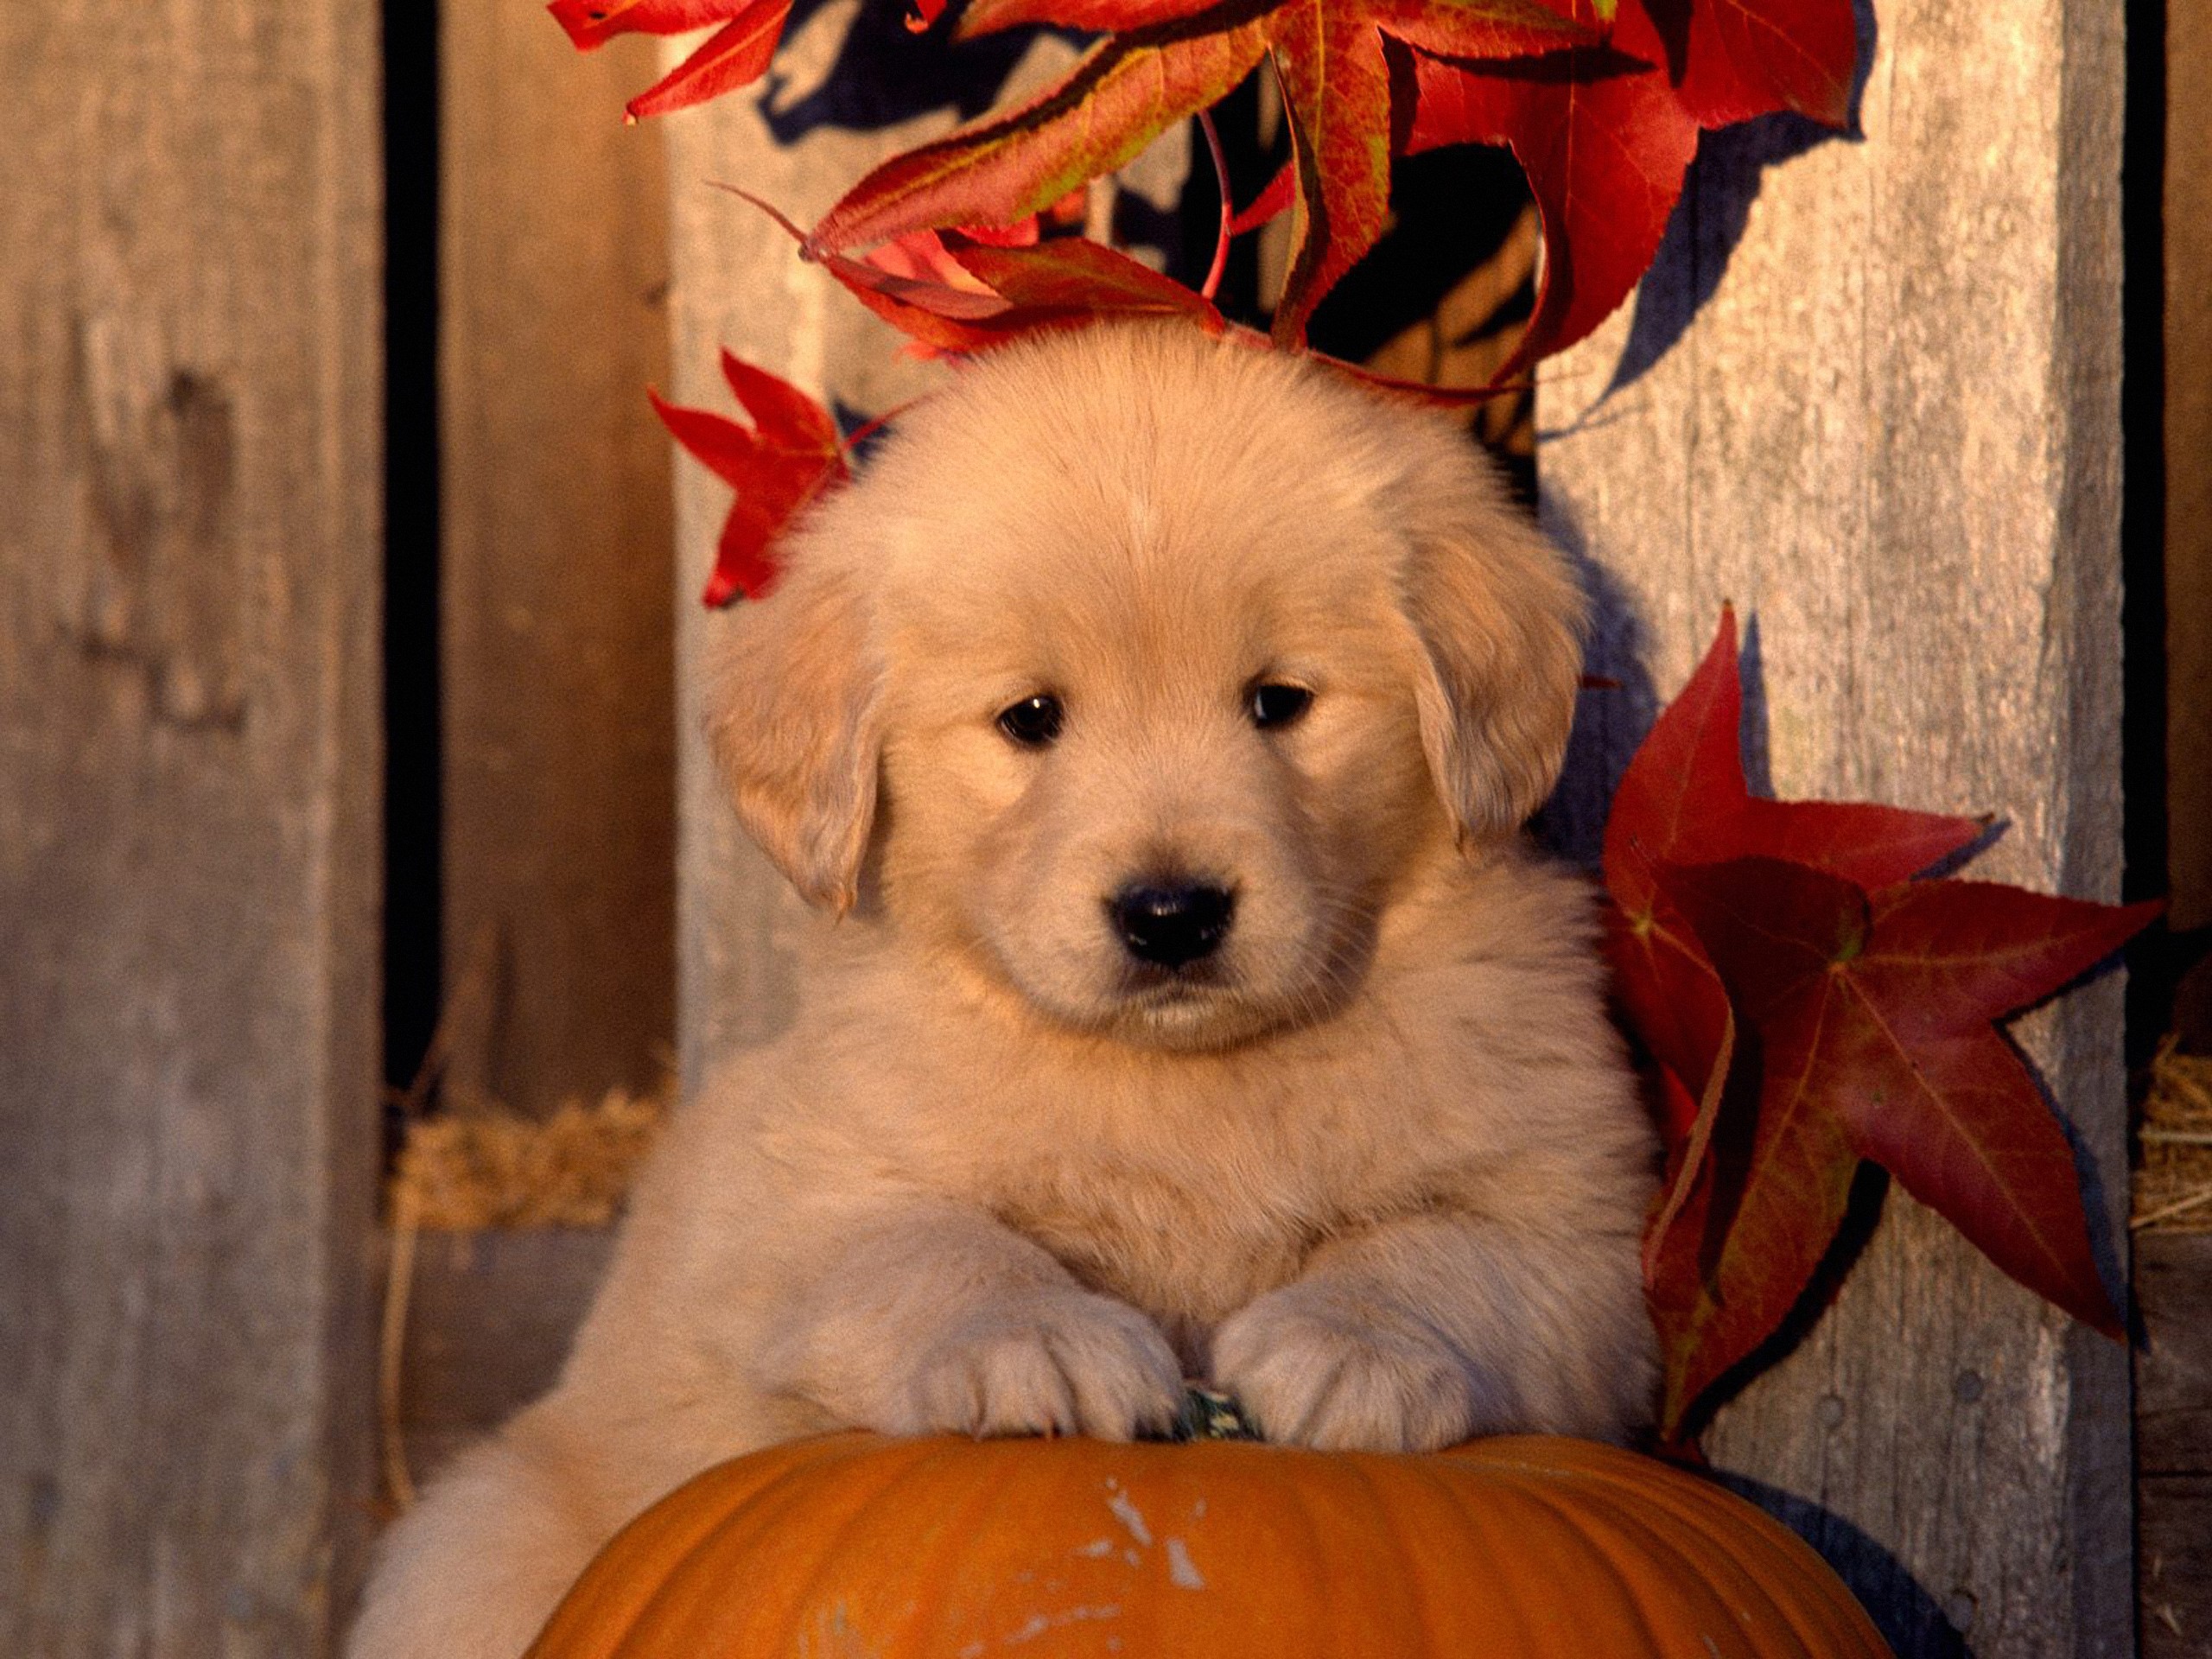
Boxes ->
[2170,0,2212,1045]
[0,3,384,1655]
[1539,4,2131,1655]
[2144,0,2212,1644]
[391,1231,613,1484]
[440,16,676,1116]
[2140,1233,2212,1659]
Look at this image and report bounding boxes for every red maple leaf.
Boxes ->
[1648,858,2148,1434]
[546,0,792,121]
[1403,0,1855,382]
[1605,611,2155,1439]
[649,352,848,606]
[1604,607,1983,1255]
[808,0,1595,345]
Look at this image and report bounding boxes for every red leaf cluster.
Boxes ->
[810,0,1600,350]
[1404,0,1854,382]
[649,352,847,606]
[547,0,794,121]
[1610,611,2154,1438]
[789,0,1855,372]
[553,0,1860,382]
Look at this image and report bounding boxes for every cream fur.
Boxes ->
[346,324,1656,1659]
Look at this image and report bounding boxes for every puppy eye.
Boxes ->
[997,694,1065,747]
[1249,683,1313,730]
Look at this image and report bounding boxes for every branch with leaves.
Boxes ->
[557,0,1856,389]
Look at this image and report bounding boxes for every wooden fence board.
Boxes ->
[387,1230,614,1486]
[2139,1234,2212,1479]
[1537,4,2130,1654]
[2170,0,2212,1040]
[0,3,383,1654]
[440,15,676,1116]
[2143,1478,2212,1659]
[2140,1234,2212,1658]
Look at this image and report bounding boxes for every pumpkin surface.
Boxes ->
[526,1433,1892,1658]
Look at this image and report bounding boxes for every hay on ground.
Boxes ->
[2138,1040,2212,1233]
[387,1087,668,1231]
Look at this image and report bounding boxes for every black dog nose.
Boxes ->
[1110,882,1236,968]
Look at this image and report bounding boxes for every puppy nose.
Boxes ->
[1110,882,1236,968]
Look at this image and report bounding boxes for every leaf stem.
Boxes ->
[1198,107,1231,303]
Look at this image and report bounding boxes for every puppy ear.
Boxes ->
[701,560,882,912]
[1396,462,1586,841]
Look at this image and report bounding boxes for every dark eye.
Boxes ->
[996,694,1064,747]
[1249,683,1313,730]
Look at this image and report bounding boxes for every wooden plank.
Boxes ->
[387,1230,613,1484]
[2143,0,2212,1619]
[440,17,676,1116]
[2139,1233,2212,1478]
[0,3,382,1654]
[2170,0,2212,1042]
[2139,1235,2212,1658]
[2142,1477,2212,1659]
[1536,5,2129,1655]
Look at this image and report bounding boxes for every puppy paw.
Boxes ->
[891,1289,1184,1441]
[1211,1287,1487,1453]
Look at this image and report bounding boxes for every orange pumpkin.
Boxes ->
[527,1433,1892,1658]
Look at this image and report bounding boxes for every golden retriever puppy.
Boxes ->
[347,322,1656,1659]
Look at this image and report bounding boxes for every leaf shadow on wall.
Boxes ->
[760,0,1065,142]
[1601,0,1880,403]
[1534,495,1662,868]
[1998,1013,2136,1342]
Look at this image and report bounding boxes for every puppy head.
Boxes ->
[704,326,1584,1046]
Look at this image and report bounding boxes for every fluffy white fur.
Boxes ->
[347,323,1656,1658]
